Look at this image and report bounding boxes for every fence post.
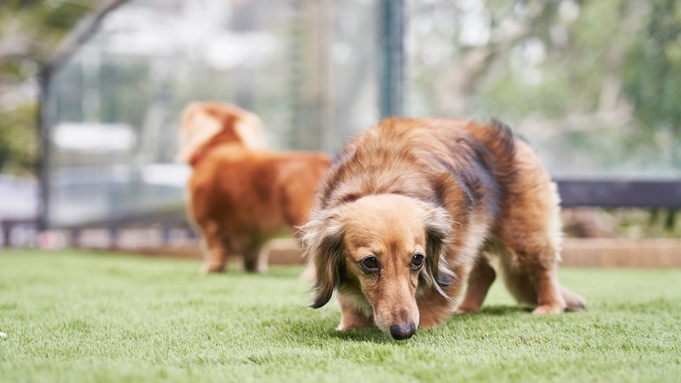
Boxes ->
[379,0,405,118]
[37,68,51,232]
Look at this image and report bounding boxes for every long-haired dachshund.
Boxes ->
[301,118,585,340]
[178,102,331,274]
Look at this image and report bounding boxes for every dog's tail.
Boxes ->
[175,102,266,165]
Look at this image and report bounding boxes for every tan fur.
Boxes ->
[301,117,585,340]
[179,102,331,273]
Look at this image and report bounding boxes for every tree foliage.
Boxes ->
[0,0,98,175]
[408,0,681,178]
[623,0,681,137]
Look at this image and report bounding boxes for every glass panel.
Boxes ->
[45,0,382,228]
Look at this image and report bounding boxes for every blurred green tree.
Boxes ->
[0,0,125,176]
[409,0,681,179]
[623,0,681,166]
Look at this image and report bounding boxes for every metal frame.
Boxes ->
[37,0,130,230]
[37,68,51,231]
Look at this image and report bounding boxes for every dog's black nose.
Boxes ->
[389,324,416,340]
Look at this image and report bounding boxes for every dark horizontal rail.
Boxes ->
[39,180,681,231]
[556,180,681,208]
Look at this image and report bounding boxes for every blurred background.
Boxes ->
[1,0,680,259]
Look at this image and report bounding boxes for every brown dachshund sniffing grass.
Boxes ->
[178,102,331,274]
[301,118,585,340]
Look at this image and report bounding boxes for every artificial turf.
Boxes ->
[1,250,680,383]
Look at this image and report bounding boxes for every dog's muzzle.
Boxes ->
[389,324,416,340]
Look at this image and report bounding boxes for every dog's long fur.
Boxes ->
[179,102,331,273]
[301,117,585,339]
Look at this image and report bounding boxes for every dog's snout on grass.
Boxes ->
[389,323,416,340]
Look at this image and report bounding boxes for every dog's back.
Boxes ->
[318,117,518,218]
[189,148,330,236]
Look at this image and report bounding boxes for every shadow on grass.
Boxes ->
[322,306,531,343]
[326,328,394,343]
[203,266,303,279]
[281,305,536,345]
[477,305,532,316]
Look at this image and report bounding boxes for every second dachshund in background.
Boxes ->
[178,102,331,274]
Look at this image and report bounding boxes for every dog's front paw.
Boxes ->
[453,308,478,315]
[532,304,565,315]
[417,316,447,329]
[453,304,481,315]
[337,317,373,331]
[337,314,373,330]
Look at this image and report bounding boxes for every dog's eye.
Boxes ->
[411,253,425,270]
[360,256,379,271]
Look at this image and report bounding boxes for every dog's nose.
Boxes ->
[389,324,416,340]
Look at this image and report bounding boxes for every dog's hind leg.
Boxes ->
[561,286,587,311]
[495,225,572,314]
[499,258,569,314]
[494,142,585,313]
[454,256,496,314]
[198,221,228,274]
[497,238,585,314]
[497,255,540,307]
[243,244,268,273]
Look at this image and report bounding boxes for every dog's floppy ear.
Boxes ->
[176,103,223,163]
[176,103,267,164]
[420,204,455,297]
[233,113,267,151]
[300,209,345,309]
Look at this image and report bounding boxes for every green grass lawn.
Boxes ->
[1,250,680,383]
